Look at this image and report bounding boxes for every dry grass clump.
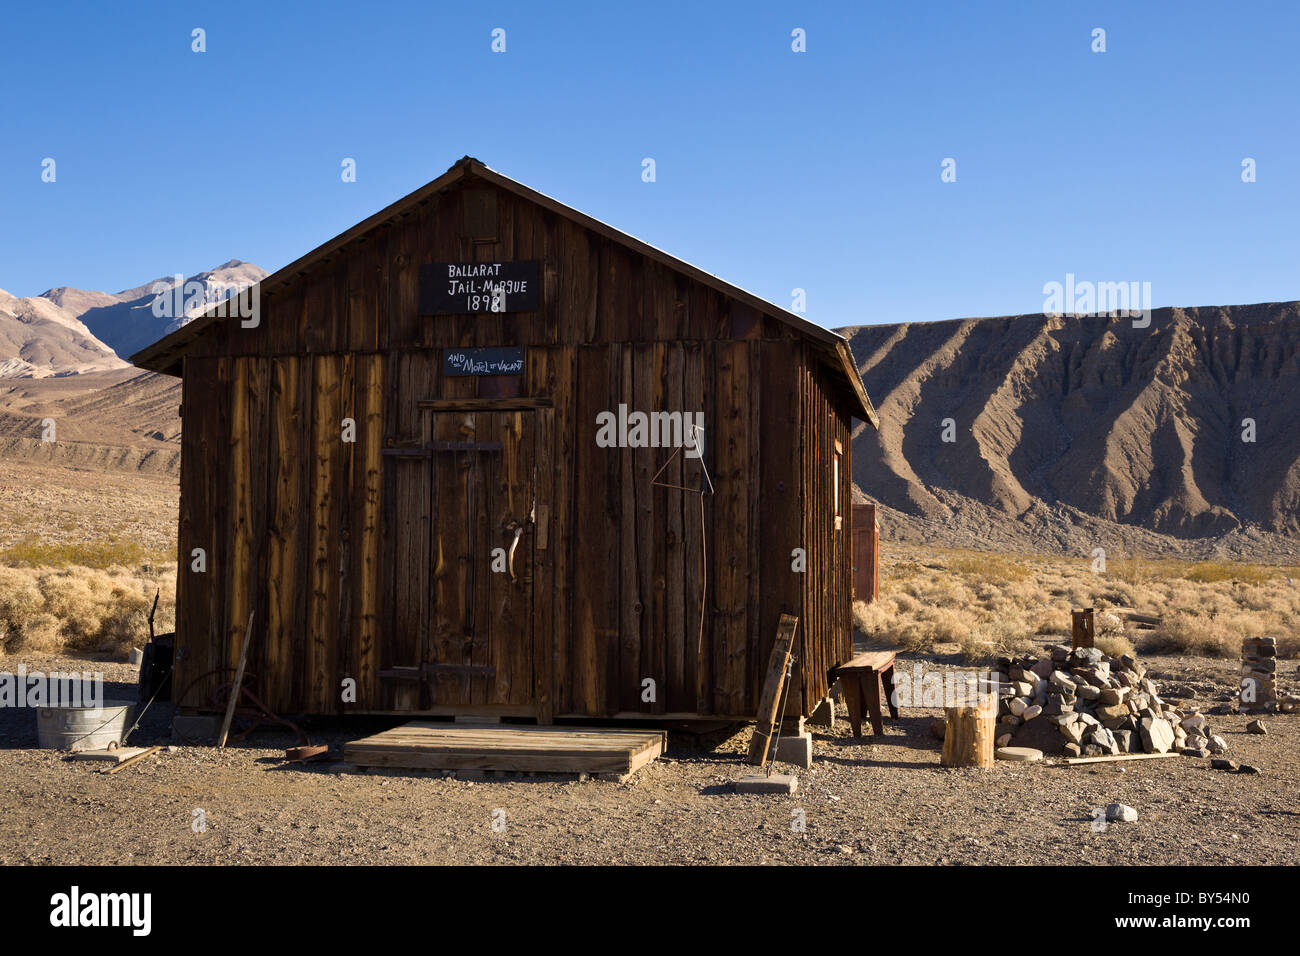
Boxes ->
[0,535,173,570]
[856,545,1299,662]
[946,551,1031,585]
[0,564,176,659]
[1094,632,1135,659]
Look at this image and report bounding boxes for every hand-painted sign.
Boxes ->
[419,261,541,314]
[442,347,526,377]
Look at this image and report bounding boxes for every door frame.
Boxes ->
[417,400,550,719]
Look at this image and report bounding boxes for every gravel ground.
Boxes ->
[0,648,1296,866]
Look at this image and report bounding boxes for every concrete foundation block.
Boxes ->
[171,714,220,744]
[780,716,807,736]
[734,773,798,795]
[774,731,813,769]
[807,696,836,726]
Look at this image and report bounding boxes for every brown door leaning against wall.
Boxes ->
[425,409,536,712]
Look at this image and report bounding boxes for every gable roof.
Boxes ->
[132,157,878,426]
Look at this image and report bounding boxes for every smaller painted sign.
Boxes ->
[443,347,526,377]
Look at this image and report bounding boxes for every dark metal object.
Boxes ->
[430,441,503,451]
[284,745,330,762]
[174,667,311,747]
[380,663,497,679]
[138,634,175,703]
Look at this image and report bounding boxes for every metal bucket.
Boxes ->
[36,701,134,751]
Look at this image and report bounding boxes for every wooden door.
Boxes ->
[426,409,536,711]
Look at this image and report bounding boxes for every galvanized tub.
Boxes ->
[36,701,134,751]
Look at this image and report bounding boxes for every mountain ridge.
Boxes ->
[840,300,1300,559]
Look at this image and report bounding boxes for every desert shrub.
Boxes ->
[0,563,176,658]
[1031,607,1066,636]
[852,599,900,646]
[947,552,1031,584]
[959,619,1036,663]
[891,592,920,615]
[870,545,1299,661]
[1139,611,1239,657]
[1177,562,1275,586]
[12,612,62,654]
[1095,632,1135,659]
[0,535,172,570]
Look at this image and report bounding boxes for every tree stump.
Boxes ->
[941,698,996,768]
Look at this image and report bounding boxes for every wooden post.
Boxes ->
[1072,608,1095,649]
[746,614,799,766]
[941,697,995,768]
[218,612,255,748]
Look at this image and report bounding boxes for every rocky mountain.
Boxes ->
[0,289,126,378]
[0,260,265,378]
[40,259,267,361]
[841,301,1300,560]
[0,368,180,474]
[0,260,262,479]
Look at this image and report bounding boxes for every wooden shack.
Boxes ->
[133,157,879,724]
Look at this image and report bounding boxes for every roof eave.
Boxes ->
[131,157,881,427]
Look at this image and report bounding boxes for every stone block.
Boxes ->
[734,773,798,795]
[774,732,813,769]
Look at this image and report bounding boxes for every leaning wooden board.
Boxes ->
[344,721,665,775]
[746,614,799,766]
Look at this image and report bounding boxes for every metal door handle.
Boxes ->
[507,525,523,582]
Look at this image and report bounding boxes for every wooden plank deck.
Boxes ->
[343,721,666,775]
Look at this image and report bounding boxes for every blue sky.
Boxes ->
[2,1,1297,328]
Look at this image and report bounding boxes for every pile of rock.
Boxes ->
[991,644,1227,759]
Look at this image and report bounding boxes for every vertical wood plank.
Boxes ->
[532,402,555,723]
[265,356,303,710]
[758,340,803,716]
[307,354,342,714]
[550,346,575,715]
[683,342,709,714]
[354,353,384,707]
[618,346,641,710]
[712,340,749,716]
[572,345,618,715]
[662,342,687,712]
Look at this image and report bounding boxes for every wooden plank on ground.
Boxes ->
[1062,751,1182,766]
[73,747,150,764]
[342,722,665,775]
[105,746,164,775]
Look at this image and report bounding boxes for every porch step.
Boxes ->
[343,721,666,776]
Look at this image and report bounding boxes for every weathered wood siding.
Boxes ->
[172,174,853,719]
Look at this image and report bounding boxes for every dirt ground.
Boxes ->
[1,644,1296,867]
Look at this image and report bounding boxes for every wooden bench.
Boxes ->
[829,651,898,737]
